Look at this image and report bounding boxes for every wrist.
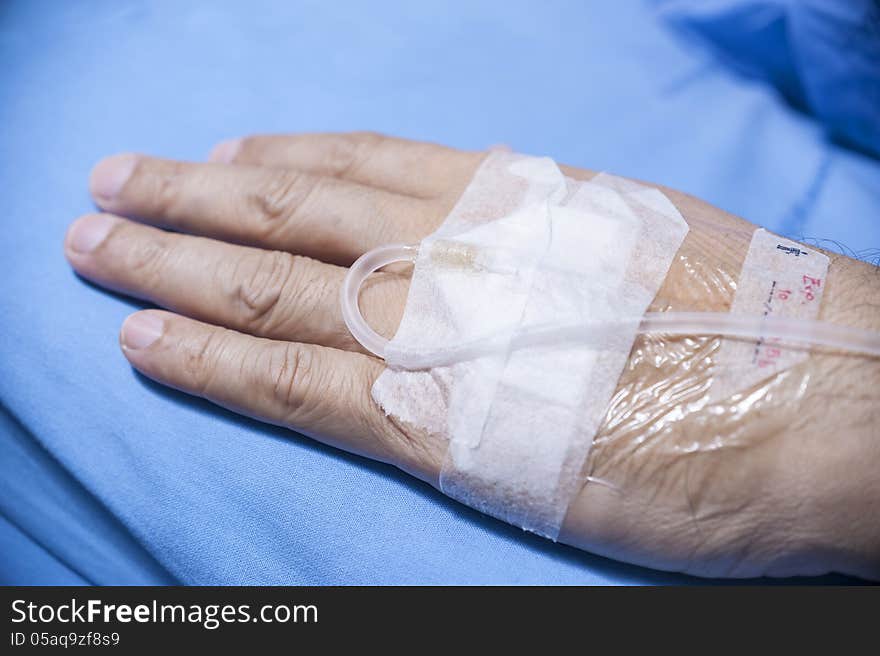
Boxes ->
[796,251,880,578]
[565,177,879,578]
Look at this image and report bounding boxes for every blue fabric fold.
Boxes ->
[656,0,880,158]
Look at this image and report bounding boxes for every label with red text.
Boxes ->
[710,229,829,401]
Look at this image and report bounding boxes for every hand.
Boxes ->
[65,133,880,579]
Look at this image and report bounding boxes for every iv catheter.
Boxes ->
[341,244,880,369]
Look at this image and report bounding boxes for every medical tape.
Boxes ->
[710,229,830,401]
[372,152,689,539]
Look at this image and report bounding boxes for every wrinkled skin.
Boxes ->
[64,133,880,579]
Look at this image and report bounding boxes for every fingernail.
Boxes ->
[90,153,138,201]
[67,214,115,254]
[121,312,164,350]
[209,138,241,163]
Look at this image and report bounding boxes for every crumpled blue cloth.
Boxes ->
[1,0,876,585]
[657,0,880,158]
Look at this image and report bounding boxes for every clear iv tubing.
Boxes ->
[341,243,880,369]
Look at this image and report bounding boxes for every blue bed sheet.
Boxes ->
[1,0,877,585]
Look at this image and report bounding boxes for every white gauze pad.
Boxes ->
[372,152,689,539]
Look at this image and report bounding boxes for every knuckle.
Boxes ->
[266,343,318,416]
[237,135,257,156]
[183,329,227,395]
[326,131,382,177]
[232,250,296,329]
[354,362,444,474]
[367,191,400,239]
[153,160,185,215]
[123,231,168,284]
[247,171,320,239]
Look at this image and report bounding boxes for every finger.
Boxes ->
[89,154,439,265]
[119,310,440,482]
[65,214,407,352]
[209,131,484,199]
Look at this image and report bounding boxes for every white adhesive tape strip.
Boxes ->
[371,152,688,539]
[711,229,830,401]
